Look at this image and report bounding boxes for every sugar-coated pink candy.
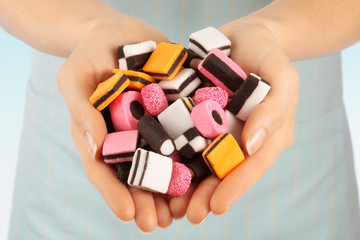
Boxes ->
[166,162,192,197]
[191,100,228,139]
[109,91,147,131]
[194,87,228,109]
[141,83,168,116]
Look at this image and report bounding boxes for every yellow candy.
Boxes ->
[89,71,130,111]
[202,133,244,179]
[142,43,187,80]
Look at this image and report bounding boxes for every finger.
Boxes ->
[129,187,157,233]
[221,26,299,155]
[186,176,220,224]
[169,183,197,219]
[153,194,173,229]
[210,118,291,216]
[72,125,135,222]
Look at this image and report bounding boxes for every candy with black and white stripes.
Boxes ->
[142,43,187,80]
[198,48,247,97]
[183,48,203,69]
[174,128,208,158]
[137,115,175,156]
[191,100,228,139]
[113,69,155,90]
[157,97,195,140]
[109,91,147,131]
[188,26,231,58]
[158,68,201,102]
[117,40,156,70]
[102,130,140,163]
[225,109,244,147]
[226,73,271,121]
[202,133,245,179]
[128,148,173,194]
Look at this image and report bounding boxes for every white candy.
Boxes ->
[158,68,202,102]
[118,40,157,70]
[128,148,172,194]
[157,98,195,140]
[174,128,208,158]
[188,26,231,58]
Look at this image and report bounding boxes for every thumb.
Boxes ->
[241,55,299,156]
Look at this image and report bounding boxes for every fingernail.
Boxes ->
[85,132,97,160]
[246,127,266,156]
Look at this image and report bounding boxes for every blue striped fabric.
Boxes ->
[8,0,360,239]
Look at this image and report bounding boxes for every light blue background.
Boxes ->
[0,28,359,239]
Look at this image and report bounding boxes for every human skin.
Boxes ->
[1,0,360,233]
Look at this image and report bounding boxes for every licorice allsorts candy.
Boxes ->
[194,87,229,109]
[141,83,168,116]
[188,26,231,58]
[137,115,175,156]
[142,43,187,80]
[174,127,208,158]
[114,162,132,183]
[113,69,155,90]
[157,97,195,140]
[183,155,212,182]
[117,40,157,70]
[109,91,147,131]
[102,130,140,163]
[198,48,246,97]
[101,106,115,133]
[191,100,228,139]
[183,48,203,69]
[89,71,130,111]
[202,133,245,179]
[128,148,173,194]
[226,73,271,121]
[166,162,192,197]
[158,68,202,102]
[225,109,244,147]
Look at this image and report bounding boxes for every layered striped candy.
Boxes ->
[117,40,156,70]
[188,26,231,58]
[226,73,271,121]
[113,69,155,90]
[198,48,246,97]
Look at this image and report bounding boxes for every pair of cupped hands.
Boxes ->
[57,14,298,233]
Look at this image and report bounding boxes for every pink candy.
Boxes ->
[194,87,229,109]
[191,100,228,139]
[166,162,192,197]
[141,83,168,116]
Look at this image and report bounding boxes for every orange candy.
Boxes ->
[113,69,155,90]
[202,133,245,179]
[142,43,187,80]
[89,71,130,111]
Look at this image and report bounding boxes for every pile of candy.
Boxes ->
[89,26,271,197]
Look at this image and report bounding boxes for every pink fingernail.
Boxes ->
[246,128,266,156]
[85,132,97,160]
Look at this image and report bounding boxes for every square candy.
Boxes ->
[158,68,201,102]
[128,148,172,194]
[142,43,187,80]
[113,69,155,90]
[202,133,244,179]
[174,128,208,158]
[188,26,231,58]
[102,130,140,163]
[118,40,156,70]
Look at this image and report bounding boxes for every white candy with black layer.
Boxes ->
[188,26,231,58]
[226,73,271,121]
[158,68,202,102]
[158,97,195,140]
[117,40,157,70]
[128,148,172,194]
[225,109,244,147]
[174,128,208,158]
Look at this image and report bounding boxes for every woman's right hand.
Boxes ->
[57,17,172,233]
